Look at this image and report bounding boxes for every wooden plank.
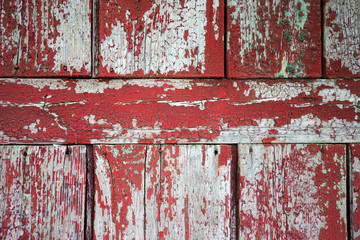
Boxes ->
[351,144,360,239]
[0,78,359,144]
[238,144,347,239]
[99,0,224,78]
[145,145,236,239]
[227,0,321,78]
[94,144,235,239]
[93,145,147,239]
[0,145,86,239]
[324,0,360,78]
[0,0,91,77]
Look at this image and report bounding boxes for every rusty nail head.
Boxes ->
[63,65,67,71]
[14,65,19,69]
[110,68,114,72]
[249,148,253,153]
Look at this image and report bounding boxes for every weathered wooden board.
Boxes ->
[146,145,236,239]
[0,145,86,239]
[324,0,360,78]
[0,0,91,77]
[94,144,235,239]
[238,144,347,239]
[99,0,224,78]
[351,144,360,239]
[0,78,359,144]
[227,0,321,78]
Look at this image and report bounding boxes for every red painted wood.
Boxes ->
[238,144,347,239]
[324,0,360,78]
[0,78,359,144]
[351,144,360,239]
[0,145,86,239]
[99,0,224,78]
[94,144,236,239]
[227,0,321,78]
[0,0,91,77]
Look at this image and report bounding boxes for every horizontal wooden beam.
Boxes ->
[0,78,359,144]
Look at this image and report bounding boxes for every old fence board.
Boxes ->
[94,144,235,239]
[0,145,86,239]
[238,144,347,239]
[99,0,224,78]
[351,144,360,239]
[324,0,360,78]
[0,78,359,144]
[227,0,321,78]
[0,0,91,77]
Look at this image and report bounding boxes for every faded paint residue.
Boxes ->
[99,0,224,77]
[324,0,360,77]
[238,144,347,239]
[0,0,91,77]
[227,0,321,78]
[0,145,86,239]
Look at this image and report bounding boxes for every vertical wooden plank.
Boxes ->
[0,145,86,239]
[227,0,321,78]
[99,0,224,78]
[238,144,347,239]
[0,0,91,77]
[146,145,236,239]
[93,145,146,240]
[324,0,360,77]
[351,144,360,239]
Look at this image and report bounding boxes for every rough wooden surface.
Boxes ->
[227,0,321,78]
[238,144,347,239]
[0,78,359,144]
[94,144,235,239]
[99,0,224,78]
[324,0,360,77]
[0,0,91,77]
[0,145,86,239]
[351,144,360,239]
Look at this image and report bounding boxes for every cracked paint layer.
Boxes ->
[324,0,360,77]
[227,0,321,78]
[0,145,86,239]
[0,78,359,144]
[99,0,224,78]
[0,0,91,77]
[351,144,360,239]
[94,144,235,239]
[238,144,347,239]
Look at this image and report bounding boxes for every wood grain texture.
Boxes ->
[0,78,359,144]
[0,145,86,239]
[238,144,347,239]
[0,0,91,77]
[351,144,360,239]
[227,0,321,78]
[94,144,236,239]
[324,0,360,78]
[99,0,224,78]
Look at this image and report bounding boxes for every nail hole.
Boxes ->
[65,148,71,155]
[214,150,218,155]
[23,151,27,157]
[63,66,67,71]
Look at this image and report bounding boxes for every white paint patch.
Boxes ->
[325,0,360,75]
[101,0,208,75]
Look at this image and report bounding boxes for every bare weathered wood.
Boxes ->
[99,0,224,78]
[351,144,360,239]
[0,145,86,239]
[227,0,321,78]
[94,144,235,239]
[0,0,91,77]
[238,144,347,239]
[324,0,360,77]
[0,78,359,144]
